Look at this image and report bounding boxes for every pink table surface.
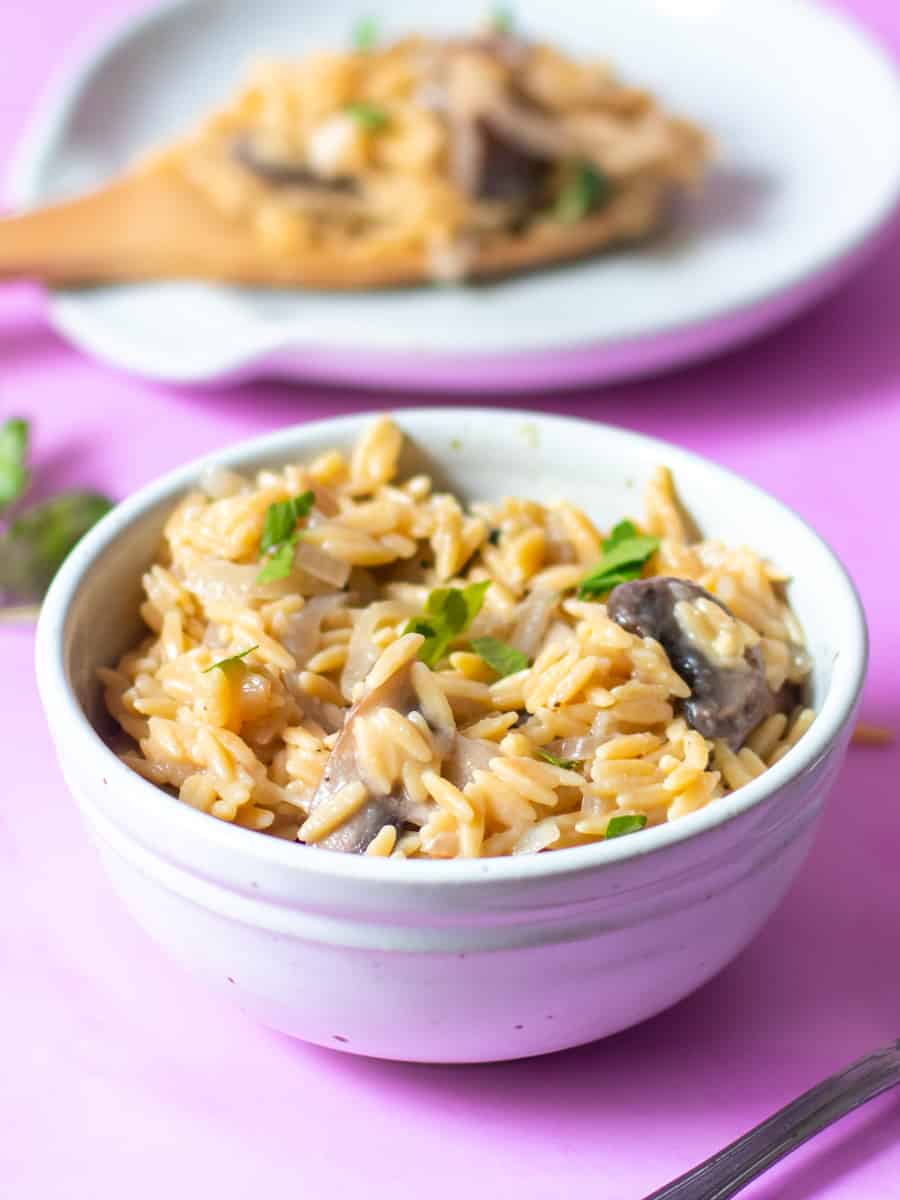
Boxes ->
[2,2,900,1197]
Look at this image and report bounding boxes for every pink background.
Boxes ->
[2,2,900,1196]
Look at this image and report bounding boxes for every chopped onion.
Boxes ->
[445,734,498,788]
[280,594,344,666]
[284,676,346,735]
[509,590,558,656]
[307,114,358,178]
[548,735,600,761]
[182,560,279,604]
[551,713,616,761]
[295,541,350,589]
[341,601,413,699]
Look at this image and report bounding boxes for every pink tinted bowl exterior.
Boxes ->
[34,410,867,1063]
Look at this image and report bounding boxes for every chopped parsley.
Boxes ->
[576,520,659,599]
[256,491,315,583]
[471,636,529,678]
[352,15,379,51]
[605,813,648,839]
[0,418,29,512]
[555,162,611,224]
[346,102,389,131]
[537,748,579,771]
[405,580,491,668]
[203,645,258,674]
[487,528,501,546]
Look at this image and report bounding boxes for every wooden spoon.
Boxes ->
[0,168,662,290]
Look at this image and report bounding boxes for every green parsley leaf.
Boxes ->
[260,492,315,555]
[471,636,529,678]
[555,162,611,224]
[605,813,648,839]
[405,580,492,668]
[0,491,113,603]
[257,535,299,584]
[256,491,315,583]
[487,528,501,546]
[352,15,379,51]
[537,748,579,771]
[576,520,659,599]
[490,6,514,33]
[203,645,258,674]
[461,579,491,624]
[346,102,389,131]
[0,418,30,512]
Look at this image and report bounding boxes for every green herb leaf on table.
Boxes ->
[256,491,315,584]
[0,491,113,604]
[576,520,659,599]
[404,580,492,668]
[555,162,611,224]
[0,418,30,512]
[352,15,379,51]
[203,645,259,674]
[471,636,529,678]
[346,102,389,131]
[537,747,579,771]
[605,813,648,839]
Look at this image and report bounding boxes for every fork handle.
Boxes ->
[644,1039,900,1200]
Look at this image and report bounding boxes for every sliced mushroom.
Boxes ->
[303,657,419,853]
[606,577,776,749]
[449,111,552,207]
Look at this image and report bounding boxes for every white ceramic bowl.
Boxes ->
[35,410,866,1062]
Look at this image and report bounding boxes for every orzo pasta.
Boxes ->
[102,416,813,858]
[133,20,709,286]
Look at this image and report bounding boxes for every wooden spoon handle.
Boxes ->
[0,170,273,284]
[0,177,146,283]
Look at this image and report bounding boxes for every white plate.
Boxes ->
[10,0,900,391]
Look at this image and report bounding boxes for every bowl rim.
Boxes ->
[35,407,868,885]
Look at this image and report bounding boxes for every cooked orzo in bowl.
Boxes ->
[101,416,813,859]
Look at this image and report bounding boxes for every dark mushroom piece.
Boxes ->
[606,577,776,749]
[302,653,495,853]
[302,658,421,853]
[450,111,553,210]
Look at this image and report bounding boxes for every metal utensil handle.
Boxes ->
[644,1040,900,1200]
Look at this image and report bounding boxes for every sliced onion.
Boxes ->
[549,734,603,761]
[341,601,413,699]
[445,734,498,788]
[284,676,346,735]
[295,541,350,589]
[509,590,558,657]
[280,594,344,666]
[182,560,282,605]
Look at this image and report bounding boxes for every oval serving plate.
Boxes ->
[8,0,900,391]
